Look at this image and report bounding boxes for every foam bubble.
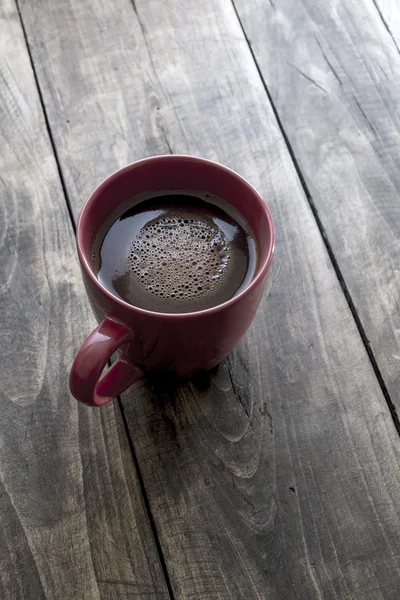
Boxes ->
[126,216,231,303]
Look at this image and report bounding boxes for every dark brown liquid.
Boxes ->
[92,192,258,313]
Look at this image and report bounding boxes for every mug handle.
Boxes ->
[69,317,144,407]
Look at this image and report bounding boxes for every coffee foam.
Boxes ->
[126,214,231,304]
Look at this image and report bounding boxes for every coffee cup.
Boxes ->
[69,155,275,406]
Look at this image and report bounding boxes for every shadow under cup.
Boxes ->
[71,155,275,406]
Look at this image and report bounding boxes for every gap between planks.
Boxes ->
[15,0,76,233]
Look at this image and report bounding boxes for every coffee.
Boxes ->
[93,191,258,313]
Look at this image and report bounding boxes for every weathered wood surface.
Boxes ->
[0,2,169,599]
[232,0,400,415]
[15,0,400,598]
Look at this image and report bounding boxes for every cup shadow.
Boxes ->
[131,348,256,450]
[145,367,215,411]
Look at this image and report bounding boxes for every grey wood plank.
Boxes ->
[0,2,169,599]
[232,0,400,416]
[370,0,400,52]
[17,0,400,598]
[20,0,172,216]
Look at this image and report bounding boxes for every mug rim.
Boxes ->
[77,154,275,319]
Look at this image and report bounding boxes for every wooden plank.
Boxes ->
[19,0,173,216]
[232,0,400,415]
[17,0,400,597]
[370,0,400,51]
[0,2,169,599]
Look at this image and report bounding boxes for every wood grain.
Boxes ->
[232,0,400,414]
[0,2,169,598]
[16,0,400,598]
[19,0,174,216]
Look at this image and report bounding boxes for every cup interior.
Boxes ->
[78,155,274,286]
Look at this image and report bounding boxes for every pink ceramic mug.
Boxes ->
[69,155,275,406]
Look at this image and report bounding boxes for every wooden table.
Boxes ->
[2,0,400,598]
